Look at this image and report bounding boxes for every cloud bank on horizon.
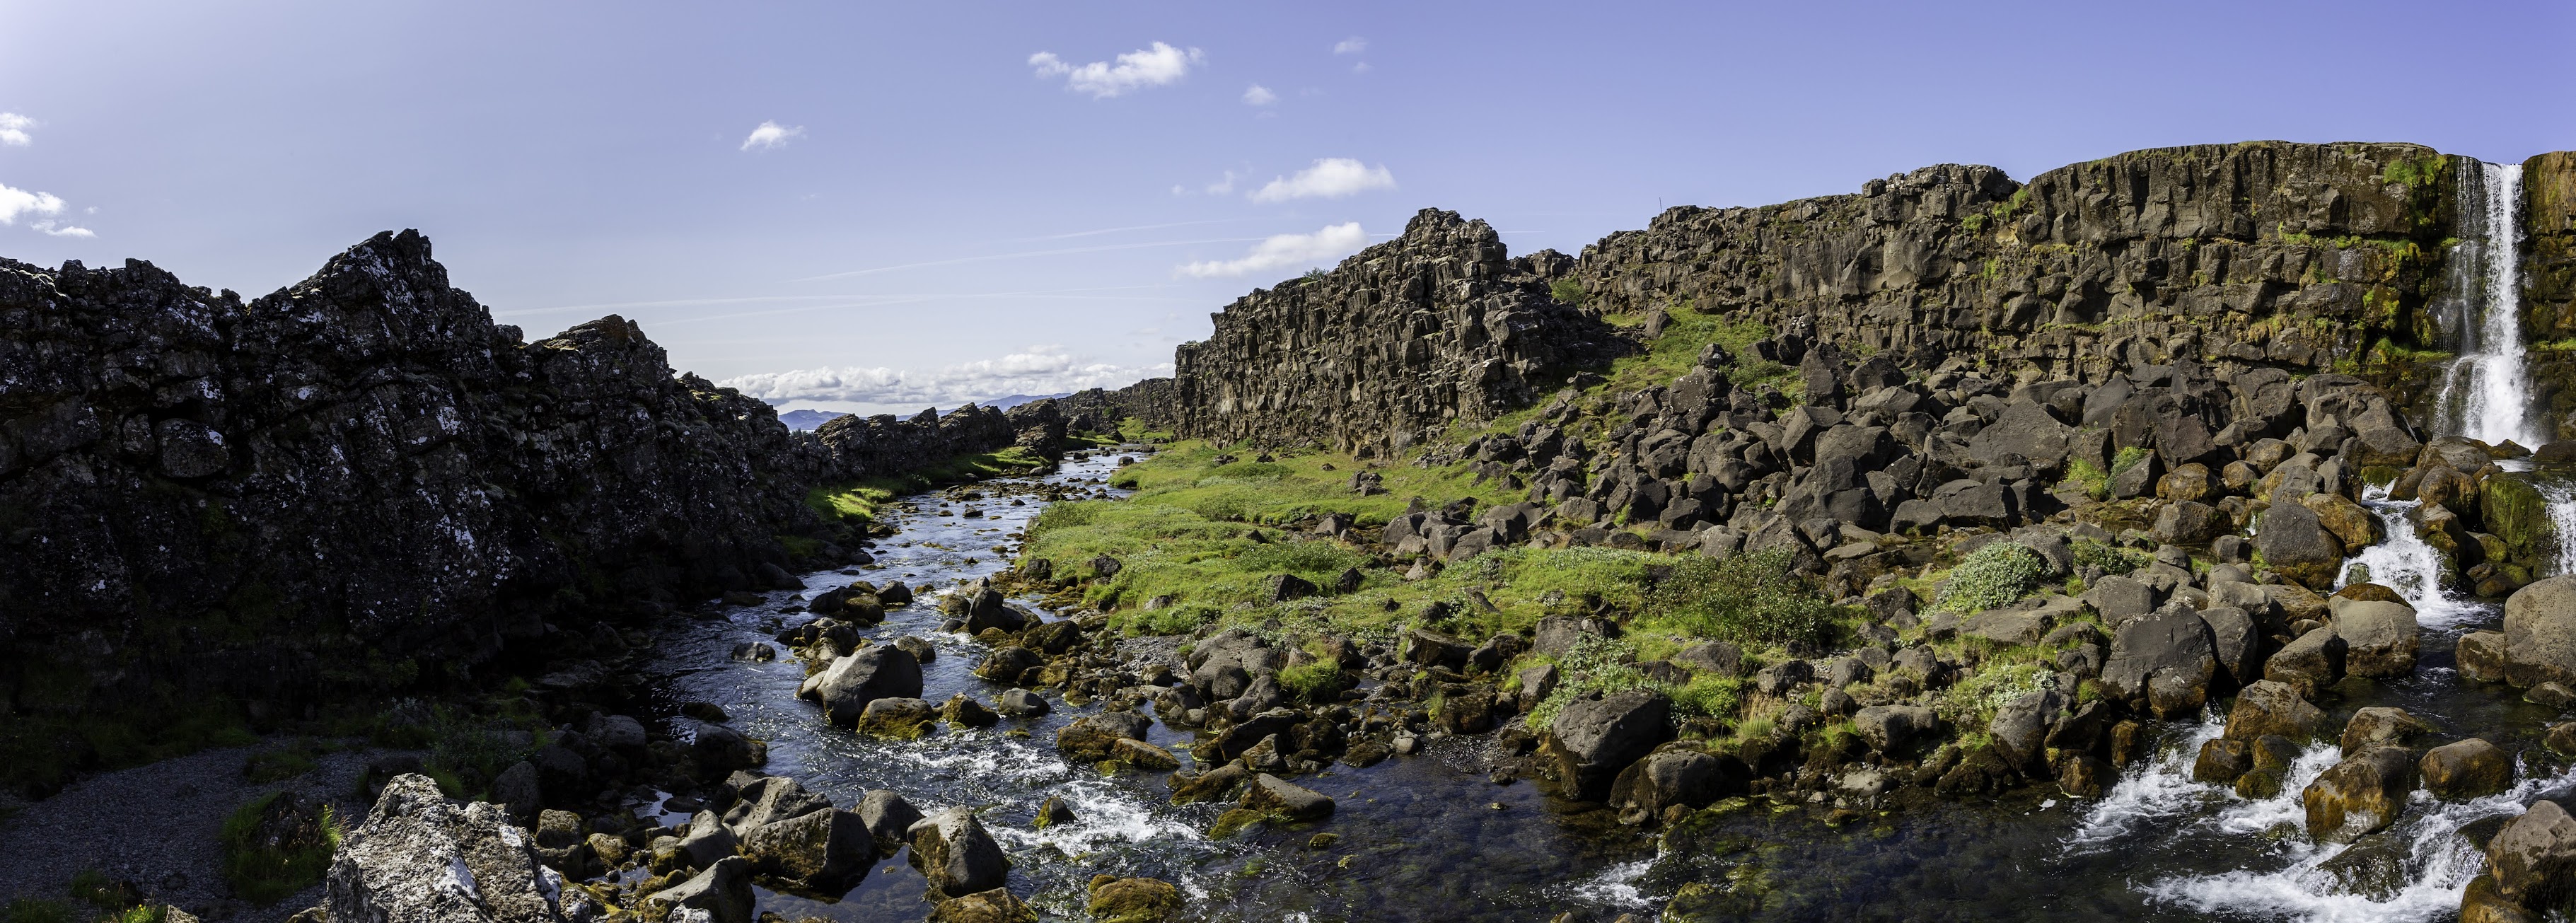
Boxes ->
[717,345,1171,410]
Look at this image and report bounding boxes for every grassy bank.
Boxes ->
[804,444,1064,529]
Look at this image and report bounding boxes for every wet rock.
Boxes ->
[2488,799,2576,908]
[1240,774,1335,822]
[1034,796,1079,828]
[2422,739,2514,801]
[929,888,1039,923]
[2338,707,2438,757]
[974,646,1045,685]
[1609,750,1745,821]
[2531,683,2576,710]
[1113,738,1183,771]
[997,688,1052,717]
[1086,875,1183,923]
[908,807,1011,898]
[2225,680,2326,742]
[2317,830,2413,900]
[2505,576,2576,688]
[2265,626,2348,697]
[2461,872,2541,923]
[802,644,925,726]
[724,776,834,837]
[1541,689,1673,801]
[647,856,755,923]
[2304,745,2417,843]
[2255,501,2345,590]
[2188,727,2258,782]
[857,791,924,857]
[2330,598,2421,678]
[857,697,937,736]
[680,810,741,869]
[2461,631,2511,683]
[1059,712,1154,762]
[1170,764,1251,803]
[943,694,1002,728]
[2101,606,2218,716]
[961,587,1031,634]
[742,808,872,893]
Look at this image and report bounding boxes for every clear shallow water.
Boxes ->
[633,452,2576,922]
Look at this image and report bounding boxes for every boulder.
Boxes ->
[857,697,937,737]
[2265,627,2347,697]
[646,857,755,923]
[2255,501,2346,590]
[2331,598,2421,678]
[2082,575,2159,625]
[2152,501,2225,545]
[678,811,740,869]
[1541,690,1672,801]
[2225,680,2326,742]
[2304,745,2417,843]
[1086,876,1184,923]
[2505,577,2576,689]
[908,807,1011,898]
[2489,799,2576,908]
[974,646,1044,685]
[2420,739,2514,801]
[2194,738,2252,784]
[856,791,924,857]
[2101,607,2218,716]
[1990,690,2070,765]
[2338,707,2438,757]
[1608,750,1744,819]
[741,808,872,893]
[723,777,835,837]
[1851,705,1939,755]
[2461,631,2511,683]
[931,888,1039,923]
[1240,774,1335,822]
[1058,712,1154,762]
[803,645,924,726]
[325,774,574,923]
[2200,605,2263,689]
[997,688,1051,717]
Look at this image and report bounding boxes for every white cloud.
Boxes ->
[32,220,91,238]
[740,120,804,151]
[1028,42,1202,98]
[1242,84,1277,106]
[1352,62,1372,74]
[1177,222,1367,278]
[1333,37,1367,54]
[0,183,66,224]
[0,113,31,146]
[1248,158,1396,203]
[717,345,1171,407]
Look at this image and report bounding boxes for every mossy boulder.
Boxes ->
[2483,472,2558,573]
[1086,875,1183,922]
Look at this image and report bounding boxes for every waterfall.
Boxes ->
[2546,482,2576,576]
[2339,486,2480,625]
[2432,161,2535,448]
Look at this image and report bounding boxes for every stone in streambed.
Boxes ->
[647,856,756,923]
[2338,707,2437,757]
[1086,875,1184,923]
[929,888,1039,923]
[1541,689,1672,801]
[1058,711,1154,762]
[741,808,872,893]
[2226,680,2326,743]
[2505,577,2576,689]
[2421,739,2514,801]
[801,644,924,726]
[857,791,924,857]
[2330,598,2420,678]
[908,807,1011,898]
[2304,745,2416,844]
[2265,626,2347,698]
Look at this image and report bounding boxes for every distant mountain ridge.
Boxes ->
[775,394,1072,431]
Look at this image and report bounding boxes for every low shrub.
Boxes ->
[1277,660,1345,704]
[1935,542,2049,613]
[1644,549,1844,649]
[2061,459,2111,501]
[219,793,340,905]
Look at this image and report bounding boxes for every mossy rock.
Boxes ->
[1085,875,1183,922]
[2481,472,2555,569]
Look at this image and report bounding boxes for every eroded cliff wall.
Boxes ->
[1174,142,2495,448]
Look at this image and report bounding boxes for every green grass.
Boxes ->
[1548,278,1587,306]
[1118,417,1175,443]
[2061,458,2111,501]
[805,445,1060,526]
[0,898,82,923]
[218,793,341,905]
[2108,446,2152,479]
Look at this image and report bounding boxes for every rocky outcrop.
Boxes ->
[326,773,585,923]
[1168,209,1629,451]
[0,233,830,788]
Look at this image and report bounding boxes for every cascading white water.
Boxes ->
[2544,482,2576,576]
[2433,162,2536,448]
[2338,486,2481,625]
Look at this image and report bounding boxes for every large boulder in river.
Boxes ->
[647,857,755,923]
[2254,501,2345,590]
[908,807,1011,898]
[2488,799,2576,909]
[1542,689,1672,801]
[2264,627,2347,697]
[2303,745,2416,844]
[1057,711,1154,762]
[326,773,575,923]
[2505,577,2576,689]
[2100,606,2220,717]
[741,808,873,894]
[2225,680,2326,742]
[800,644,924,726]
[2420,739,2513,801]
[724,776,835,835]
[2331,598,2421,678]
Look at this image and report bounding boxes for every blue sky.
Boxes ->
[4,1,2571,413]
